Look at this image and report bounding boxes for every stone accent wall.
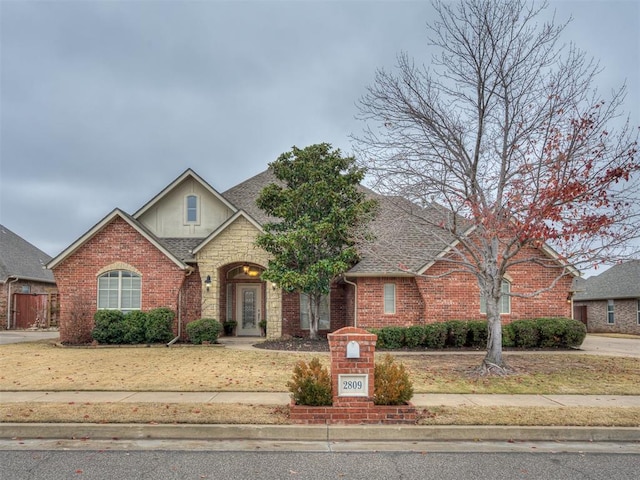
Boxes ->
[196,216,281,339]
[574,298,640,335]
[52,217,188,343]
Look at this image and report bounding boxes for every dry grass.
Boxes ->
[1,403,638,427]
[1,342,639,395]
[1,341,639,426]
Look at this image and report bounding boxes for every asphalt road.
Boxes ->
[1,447,638,480]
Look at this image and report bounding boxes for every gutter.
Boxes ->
[342,276,358,328]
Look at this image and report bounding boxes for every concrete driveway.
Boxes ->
[0,330,60,345]
[578,334,640,358]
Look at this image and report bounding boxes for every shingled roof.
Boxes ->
[222,168,456,276]
[573,260,640,301]
[0,224,55,283]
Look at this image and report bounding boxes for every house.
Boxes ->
[46,168,576,344]
[1,224,58,329]
[573,261,640,335]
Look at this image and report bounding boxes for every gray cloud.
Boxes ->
[1,0,637,258]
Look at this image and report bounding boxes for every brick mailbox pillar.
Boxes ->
[327,326,377,407]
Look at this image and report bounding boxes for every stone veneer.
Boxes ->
[195,215,281,339]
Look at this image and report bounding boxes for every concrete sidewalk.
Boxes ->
[2,390,640,407]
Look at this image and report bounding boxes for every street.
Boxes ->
[1,441,638,480]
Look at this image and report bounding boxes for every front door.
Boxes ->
[236,284,261,336]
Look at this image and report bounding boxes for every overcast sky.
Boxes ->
[1,0,638,262]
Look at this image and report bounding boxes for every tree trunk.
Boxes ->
[482,295,510,374]
[308,295,319,340]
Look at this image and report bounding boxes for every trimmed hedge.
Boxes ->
[91,308,176,345]
[186,318,222,344]
[370,317,585,350]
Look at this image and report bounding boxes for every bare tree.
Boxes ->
[355,0,639,372]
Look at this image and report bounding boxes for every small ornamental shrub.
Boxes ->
[374,354,414,405]
[92,310,125,344]
[423,323,448,349]
[510,319,539,348]
[287,357,332,406]
[377,326,405,350]
[502,323,516,348]
[122,311,148,344]
[445,320,469,348]
[145,307,175,344]
[404,325,425,348]
[368,328,384,348]
[466,320,488,348]
[186,318,222,344]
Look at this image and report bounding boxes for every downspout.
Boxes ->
[167,267,194,346]
[6,276,19,329]
[342,276,358,329]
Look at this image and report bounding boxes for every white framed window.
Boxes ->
[384,283,396,314]
[480,280,511,314]
[637,299,640,325]
[607,300,615,324]
[300,293,330,330]
[185,194,200,224]
[97,270,141,312]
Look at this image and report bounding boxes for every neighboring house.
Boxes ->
[573,261,640,335]
[1,224,58,329]
[47,168,576,344]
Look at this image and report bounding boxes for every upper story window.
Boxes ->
[98,270,141,312]
[480,280,511,315]
[607,299,615,324]
[185,194,200,224]
[384,283,396,314]
[300,293,330,330]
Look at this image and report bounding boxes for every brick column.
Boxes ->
[327,326,377,407]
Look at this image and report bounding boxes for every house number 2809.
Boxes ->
[337,374,368,396]
[342,380,363,390]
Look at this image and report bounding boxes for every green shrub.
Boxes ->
[466,320,488,348]
[510,319,539,348]
[92,310,125,344]
[145,307,175,344]
[562,318,587,347]
[423,323,447,349]
[374,354,414,405]
[535,317,567,348]
[445,320,469,348]
[377,327,405,350]
[186,318,222,344]
[368,328,384,349]
[122,311,148,344]
[502,323,516,347]
[404,325,425,348]
[287,357,332,406]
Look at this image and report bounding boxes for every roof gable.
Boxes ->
[574,260,640,300]
[46,209,188,270]
[0,225,55,283]
[192,210,264,255]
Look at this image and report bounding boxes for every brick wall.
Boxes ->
[574,298,640,335]
[281,283,349,337]
[354,246,573,327]
[52,217,189,343]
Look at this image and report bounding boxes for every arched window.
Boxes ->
[480,279,511,314]
[185,194,199,224]
[97,270,141,312]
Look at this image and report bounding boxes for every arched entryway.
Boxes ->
[222,263,265,336]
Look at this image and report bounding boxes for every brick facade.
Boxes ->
[52,217,195,343]
[574,298,640,335]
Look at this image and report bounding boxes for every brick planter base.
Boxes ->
[289,400,416,425]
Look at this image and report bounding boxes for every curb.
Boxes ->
[2,423,639,443]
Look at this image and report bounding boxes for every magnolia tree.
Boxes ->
[355,0,639,372]
[256,143,378,340]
